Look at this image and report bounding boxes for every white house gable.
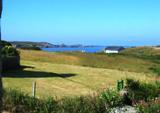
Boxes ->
[104,46,125,54]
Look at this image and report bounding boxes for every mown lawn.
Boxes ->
[3,60,154,98]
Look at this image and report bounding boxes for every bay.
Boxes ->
[42,46,105,53]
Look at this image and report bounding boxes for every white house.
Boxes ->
[104,46,125,53]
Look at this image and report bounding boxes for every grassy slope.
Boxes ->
[121,47,160,75]
[20,49,159,74]
[3,47,159,98]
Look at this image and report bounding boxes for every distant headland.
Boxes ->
[10,41,102,50]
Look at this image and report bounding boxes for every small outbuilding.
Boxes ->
[104,46,125,53]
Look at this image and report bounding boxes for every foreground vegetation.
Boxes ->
[3,79,160,113]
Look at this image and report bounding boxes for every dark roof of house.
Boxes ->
[105,46,125,51]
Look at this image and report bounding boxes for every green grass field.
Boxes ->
[2,47,159,98]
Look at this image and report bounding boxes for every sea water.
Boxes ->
[42,46,105,53]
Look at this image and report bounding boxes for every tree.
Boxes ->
[0,0,3,112]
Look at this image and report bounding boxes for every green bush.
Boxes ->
[59,95,109,113]
[126,79,160,101]
[155,81,160,88]
[1,46,19,57]
[0,40,12,47]
[137,103,160,113]
[100,89,123,108]
[126,78,140,90]
[149,66,160,76]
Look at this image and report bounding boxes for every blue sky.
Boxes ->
[1,0,160,45]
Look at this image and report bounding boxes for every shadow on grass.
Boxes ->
[2,65,77,78]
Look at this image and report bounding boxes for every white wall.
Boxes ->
[104,50,119,53]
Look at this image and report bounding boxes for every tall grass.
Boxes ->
[3,79,160,113]
[3,89,108,113]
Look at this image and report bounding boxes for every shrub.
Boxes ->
[149,66,160,76]
[126,78,140,90]
[0,40,12,47]
[100,89,123,108]
[59,96,107,113]
[155,81,160,88]
[126,79,160,102]
[1,46,19,57]
[137,103,160,113]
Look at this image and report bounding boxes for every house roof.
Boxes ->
[105,46,125,51]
